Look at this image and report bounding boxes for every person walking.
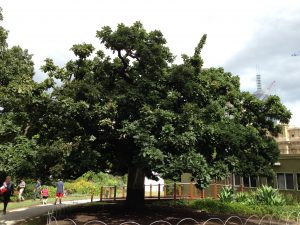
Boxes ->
[54,179,64,205]
[18,179,26,201]
[1,176,14,215]
[41,186,49,205]
[34,179,41,200]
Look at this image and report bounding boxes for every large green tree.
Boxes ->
[38,22,291,207]
[0,7,291,206]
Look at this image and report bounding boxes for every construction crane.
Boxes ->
[254,74,276,100]
[263,80,276,100]
[291,51,300,56]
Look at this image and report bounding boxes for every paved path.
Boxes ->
[0,198,99,225]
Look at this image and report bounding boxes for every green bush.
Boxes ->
[255,185,285,206]
[10,195,18,202]
[79,171,127,186]
[218,186,234,202]
[5,181,55,201]
[189,199,257,215]
[236,191,257,205]
[64,180,96,195]
[22,183,35,199]
[61,171,127,196]
[283,193,297,205]
[8,171,126,200]
[221,185,287,206]
[235,192,248,203]
[21,183,56,199]
[46,186,56,198]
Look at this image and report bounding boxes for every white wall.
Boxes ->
[144,176,164,192]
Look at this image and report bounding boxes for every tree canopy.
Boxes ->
[0,10,291,206]
[0,7,53,179]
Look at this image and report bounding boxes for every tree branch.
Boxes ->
[24,124,30,136]
[117,50,133,83]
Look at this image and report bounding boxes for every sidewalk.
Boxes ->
[0,198,99,225]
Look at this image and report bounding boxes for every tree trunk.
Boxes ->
[126,167,145,209]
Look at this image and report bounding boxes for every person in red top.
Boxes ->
[1,176,14,215]
[41,186,49,205]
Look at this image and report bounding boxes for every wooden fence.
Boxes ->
[98,182,249,201]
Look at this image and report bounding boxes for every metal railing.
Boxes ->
[46,213,300,225]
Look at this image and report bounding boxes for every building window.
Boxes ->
[286,174,294,190]
[226,175,241,186]
[277,173,294,190]
[234,175,241,186]
[267,176,275,188]
[277,173,285,189]
[259,176,268,186]
[297,174,300,191]
[243,176,258,188]
[250,176,257,187]
[243,176,250,187]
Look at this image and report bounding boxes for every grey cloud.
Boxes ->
[224,12,300,104]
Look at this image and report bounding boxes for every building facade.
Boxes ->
[229,124,300,199]
[273,125,300,192]
[181,125,300,199]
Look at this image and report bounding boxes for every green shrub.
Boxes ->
[79,171,127,187]
[64,180,96,195]
[235,192,248,203]
[9,171,126,200]
[255,185,285,206]
[218,186,234,202]
[10,195,18,202]
[283,193,297,205]
[22,183,35,199]
[189,199,257,215]
[8,181,56,201]
[47,186,56,198]
[235,191,257,205]
[62,171,127,195]
[185,199,300,218]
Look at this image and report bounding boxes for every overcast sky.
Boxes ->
[1,0,300,125]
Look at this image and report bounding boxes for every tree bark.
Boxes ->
[126,167,145,209]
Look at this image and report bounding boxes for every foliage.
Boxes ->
[255,185,285,206]
[224,185,287,206]
[235,192,256,205]
[79,171,127,186]
[0,7,53,179]
[0,137,39,178]
[14,181,56,199]
[64,171,126,195]
[64,180,96,195]
[0,7,292,204]
[189,199,257,215]
[158,199,300,220]
[38,22,291,187]
[284,193,298,205]
[8,172,124,201]
[21,182,35,199]
[218,186,234,202]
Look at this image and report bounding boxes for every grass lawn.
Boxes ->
[6,194,92,210]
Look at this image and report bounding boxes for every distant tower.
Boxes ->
[253,74,268,100]
[256,74,262,92]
